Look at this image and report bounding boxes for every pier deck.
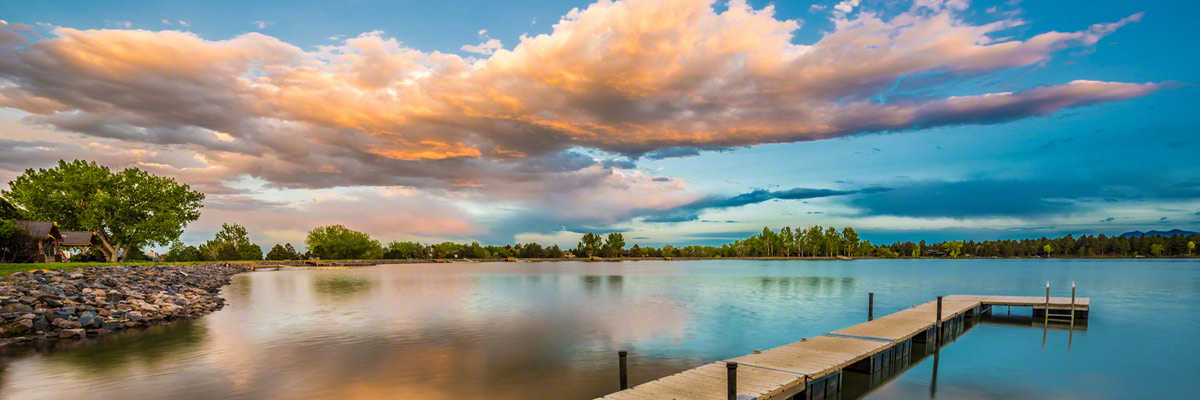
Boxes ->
[598,294,1088,400]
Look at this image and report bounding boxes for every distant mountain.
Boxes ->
[1119,229,1200,238]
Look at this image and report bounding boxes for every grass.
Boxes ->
[0,261,214,277]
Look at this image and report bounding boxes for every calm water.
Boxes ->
[1,259,1198,399]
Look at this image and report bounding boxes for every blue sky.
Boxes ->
[0,0,1196,249]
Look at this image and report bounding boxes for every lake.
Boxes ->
[1,259,1197,399]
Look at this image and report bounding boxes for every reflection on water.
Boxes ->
[0,259,1197,400]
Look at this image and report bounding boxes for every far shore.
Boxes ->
[4,255,1195,277]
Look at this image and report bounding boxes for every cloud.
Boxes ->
[641,186,879,223]
[0,0,1162,235]
[178,20,189,27]
[834,0,860,14]
[847,178,1200,219]
[161,19,171,26]
[461,38,502,55]
[252,20,272,30]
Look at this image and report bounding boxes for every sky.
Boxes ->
[0,0,1197,250]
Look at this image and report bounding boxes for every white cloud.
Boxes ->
[461,38,502,55]
[834,0,860,13]
[252,20,272,30]
[161,19,171,25]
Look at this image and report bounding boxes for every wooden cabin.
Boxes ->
[15,220,63,263]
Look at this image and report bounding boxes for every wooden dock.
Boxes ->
[597,293,1089,400]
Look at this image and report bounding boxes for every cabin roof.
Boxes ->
[60,231,96,246]
[15,220,61,240]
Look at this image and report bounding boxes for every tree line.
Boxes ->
[2,160,1196,263]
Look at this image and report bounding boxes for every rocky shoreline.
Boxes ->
[0,263,249,347]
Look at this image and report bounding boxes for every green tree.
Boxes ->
[0,219,35,263]
[0,197,22,220]
[306,225,382,259]
[603,232,626,257]
[1150,244,1165,257]
[577,233,603,257]
[942,241,964,258]
[202,223,262,260]
[824,226,842,257]
[266,243,300,260]
[164,241,203,262]
[1043,244,1053,258]
[842,227,859,257]
[383,241,424,259]
[2,160,204,262]
[1189,241,1195,257]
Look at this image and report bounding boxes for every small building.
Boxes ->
[15,220,63,263]
[562,251,576,258]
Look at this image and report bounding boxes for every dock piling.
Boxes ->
[935,296,943,346]
[618,350,628,390]
[868,292,874,321]
[727,362,738,400]
[1070,282,1076,325]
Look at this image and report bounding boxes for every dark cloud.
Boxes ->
[643,147,734,160]
[642,187,881,223]
[600,158,637,169]
[849,178,1200,219]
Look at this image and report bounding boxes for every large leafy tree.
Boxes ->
[306,225,382,260]
[576,233,603,257]
[266,243,301,260]
[2,160,204,262]
[201,223,263,260]
[602,232,625,257]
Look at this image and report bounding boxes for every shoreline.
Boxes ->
[0,263,249,348]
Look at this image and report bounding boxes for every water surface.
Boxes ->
[1,259,1197,399]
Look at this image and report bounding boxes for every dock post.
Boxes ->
[1070,282,1076,325]
[618,350,628,390]
[727,362,738,400]
[1044,281,1050,323]
[935,296,942,346]
[869,292,874,321]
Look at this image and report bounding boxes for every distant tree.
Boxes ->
[942,241,964,258]
[164,241,203,262]
[842,227,859,257]
[603,233,626,257]
[383,241,424,259]
[2,160,204,262]
[201,223,262,260]
[1189,241,1195,257]
[266,243,301,260]
[1150,244,1165,257]
[466,242,490,259]
[306,225,382,260]
[1043,244,1053,258]
[577,233,603,257]
[545,244,564,258]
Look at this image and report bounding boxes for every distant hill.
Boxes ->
[1119,229,1200,238]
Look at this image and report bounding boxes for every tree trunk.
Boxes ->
[95,232,120,262]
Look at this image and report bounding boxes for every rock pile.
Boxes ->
[0,263,248,345]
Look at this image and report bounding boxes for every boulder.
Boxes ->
[2,303,33,314]
[59,328,85,339]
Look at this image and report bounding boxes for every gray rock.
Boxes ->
[59,328,84,339]
[2,303,33,314]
